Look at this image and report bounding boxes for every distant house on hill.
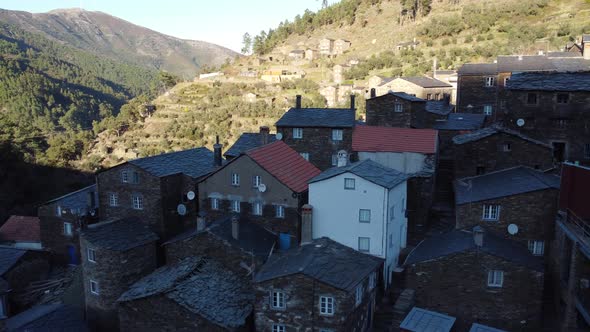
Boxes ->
[334,39,351,55]
[396,39,420,51]
[378,76,452,101]
[288,49,305,60]
[319,38,334,55]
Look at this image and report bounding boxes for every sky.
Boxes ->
[0,0,336,52]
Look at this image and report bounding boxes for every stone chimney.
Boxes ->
[301,204,312,244]
[370,88,376,98]
[337,150,348,167]
[473,226,485,247]
[350,94,355,109]
[295,95,302,109]
[260,126,270,145]
[197,211,207,231]
[213,136,222,167]
[231,214,239,240]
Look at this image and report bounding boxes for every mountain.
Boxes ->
[0,8,239,78]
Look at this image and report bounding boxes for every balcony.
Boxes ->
[560,209,590,250]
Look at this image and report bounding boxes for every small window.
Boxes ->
[394,103,403,112]
[554,119,568,129]
[502,142,511,152]
[528,240,545,256]
[121,170,129,183]
[293,127,303,139]
[355,284,363,306]
[300,152,310,161]
[487,270,504,288]
[275,205,285,218]
[435,93,440,100]
[56,206,62,217]
[132,171,140,184]
[585,144,590,159]
[332,129,343,141]
[87,248,96,263]
[369,272,376,290]
[556,93,569,104]
[484,76,495,87]
[271,291,285,309]
[108,193,118,207]
[231,173,240,186]
[90,280,99,295]
[526,93,538,105]
[319,296,335,315]
[231,200,241,213]
[359,209,371,223]
[358,237,370,253]
[482,204,500,221]
[426,93,432,100]
[504,77,510,86]
[344,178,355,190]
[272,325,286,332]
[132,195,143,210]
[483,105,493,115]
[63,222,73,236]
[331,154,338,166]
[252,202,263,216]
[252,175,261,188]
[211,198,219,210]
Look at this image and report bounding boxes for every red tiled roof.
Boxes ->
[246,141,321,193]
[0,215,41,243]
[352,126,438,154]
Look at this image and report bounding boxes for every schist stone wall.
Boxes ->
[405,251,544,331]
[457,74,498,114]
[407,176,435,232]
[366,94,425,128]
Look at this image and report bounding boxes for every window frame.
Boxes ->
[275,205,285,218]
[293,127,303,139]
[359,209,371,223]
[369,272,376,290]
[528,240,545,256]
[358,237,370,253]
[394,103,403,113]
[344,178,355,190]
[87,248,96,263]
[252,202,263,216]
[231,200,241,213]
[231,173,240,186]
[484,76,495,87]
[63,222,73,236]
[271,290,286,310]
[483,104,493,116]
[132,195,143,210]
[90,280,100,295]
[526,92,538,105]
[132,171,140,184]
[556,93,569,104]
[487,270,504,288]
[211,198,219,210]
[332,129,343,141]
[319,296,335,316]
[108,193,118,207]
[272,325,286,332]
[252,175,261,188]
[121,170,129,183]
[355,284,363,306]
[482,204,500,221]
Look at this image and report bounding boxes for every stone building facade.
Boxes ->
[377,76,452,101]
[365,91,426,128]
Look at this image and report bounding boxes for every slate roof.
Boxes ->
[81,218,158,251]
[275,107,355,128]
[0,216,40,243]
[547,51,581,58]
[458,63,498,75]
[400,307,456,332]
[310,159,408,189]
[0,247,26,276]
[404,229,544,271]
[126,147,216,178]
[452,124,552,148]
[400,76,452,88]
[223,133,277,158]
[506,72,590,92]
[454,166,560,205]
[459,56,590,75]
[254,237,383,291]
[469,323,507,332]
[432,113,486,131]
[246,141,321,193]
[425,100,454,115]
[42,185,98,212]
[352,126,438,154]
[5,303,88,332]
[119,257,253,329]
[388,91,425,102]
[497,55,556,72]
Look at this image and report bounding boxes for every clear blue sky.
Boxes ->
[0,0,338,52]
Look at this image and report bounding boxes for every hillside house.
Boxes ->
[452,124,554,179]
[333,64,350,84]
[365,91,426,128]
[288,49,305,60]
[197,140,320,246]
[254,237,383,332]
[275,95,356,170]
[118,257,254,332]
[223,126,276,161]
[377,76,452,101]
[0,216,40,250]
[333,39,351,55]
[309,159,408,287]
[404,227,544,331]
[454,166,560,248]
[305,49,316,61]
[319,38,334,55]
[38,185,98,265]
[396,39,420,51]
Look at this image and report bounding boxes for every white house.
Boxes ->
[309,159,408,288]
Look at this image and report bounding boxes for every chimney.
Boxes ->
[231,214,239,240]
[197,211,207,231]
[295,95,302,109]
[337,150,348,167]
[350,94,355,109]
[433,57,438,79]
[473,226,485,247]
[213,136,222,167]
[259,126,270,145]
[301,204,313,244]
[370,88,376,98]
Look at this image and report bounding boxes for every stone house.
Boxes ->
[548,162,590,331]
[164,214,276,276]
[97,147,220,241]
[377,76,452,101]
[319,38,334,55]
[304,49,316,61]
[80,218,159,331]
[275,95,356,170]
[368,75,388,91]
[333,39,351,55]
[320,85,338,107]
[431,70,458,104]
[223,126,276,161]
[433,113,486,159]
[0,216,41,250]
[454,166,560,250]
[198,140,320,245]
[118,257,254,332]
[452,124,555,179]
[404,227,544,331]
[288,50,305,60]
[38,184,98,265]
[365,91,426,128]
[254,237,383,332]
[309,160,408,287]
[333,64,350,84]
[352,126,438,234]
[503,71,590,163]
[396,39,419,51]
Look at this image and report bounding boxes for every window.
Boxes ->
[504,77,510,85]
[435,93,440,100]
[132,195,143,210]
[585,144,590,159]
[211,198,219,210]
[359,209,371,223]
[108,193,118,207]
[369,272,376,290]
[231,173,240,186]
[487,270,504,288]
[90,280,99,295]
[554,119,568,129]
[272,325,285,332]
[331,154,338,166]
[557,93,569,104]
[63,222,73,236]
[344,178,355,190]
[332,129,343,141]
[56,206,62,217]
[528,240,545,256]
[252,202,263,216]
[426,93,432,100]
[355,284,363,306]
[502,142,511,152]
[319,296,335,315]
[293,127,303,139]
[394,103,403,112]
[252,175,261,188]
[271,291,285,309]
[231,200,241,213]
[132,171,140,184]
[483,105,493,115]
[482,204,500,221]
[484,76,495,87]
[300,152,310,161]
[87,248,96,263]
[275,205,285,218]
[526,93,538,105]
[121,170,129,183]
[358,237,370,253]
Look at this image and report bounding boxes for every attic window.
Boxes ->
[344,178,355,190]
[319,296,335,315]
[332,129,343,141]
[394,103,403,113]
[132,171,140,184]
[271,291,285,309]
[121,170,129,183]
[272,325,286,332]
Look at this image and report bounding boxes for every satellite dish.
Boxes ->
[507,224,519,235]
[258,183,267,192]
[516,118,525,127]
[276,132,283,140]
[177,204,187,216]
[187,191,196,201]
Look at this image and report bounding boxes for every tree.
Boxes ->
[241,33,252,54]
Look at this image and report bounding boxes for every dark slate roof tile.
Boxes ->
[454,166,560,205]
[458,63,498,75]
[506,72,590,91]
[309,159,408,189]
[469,323,507,332]
[401,76,452,88]
[42,185,98,212]
[223,133,277,158]
[81,218,158,251]
[432,113,486,131]
[0,247,26,276]
[254,237,383,291]
[128,147,217,178]
[425,100,454,115]
[497,55,556,72]
[388,91,425,102]
[275,108,355,128]
[452,124,552,148]
[5,303,88,332]
[547,52,581,58]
